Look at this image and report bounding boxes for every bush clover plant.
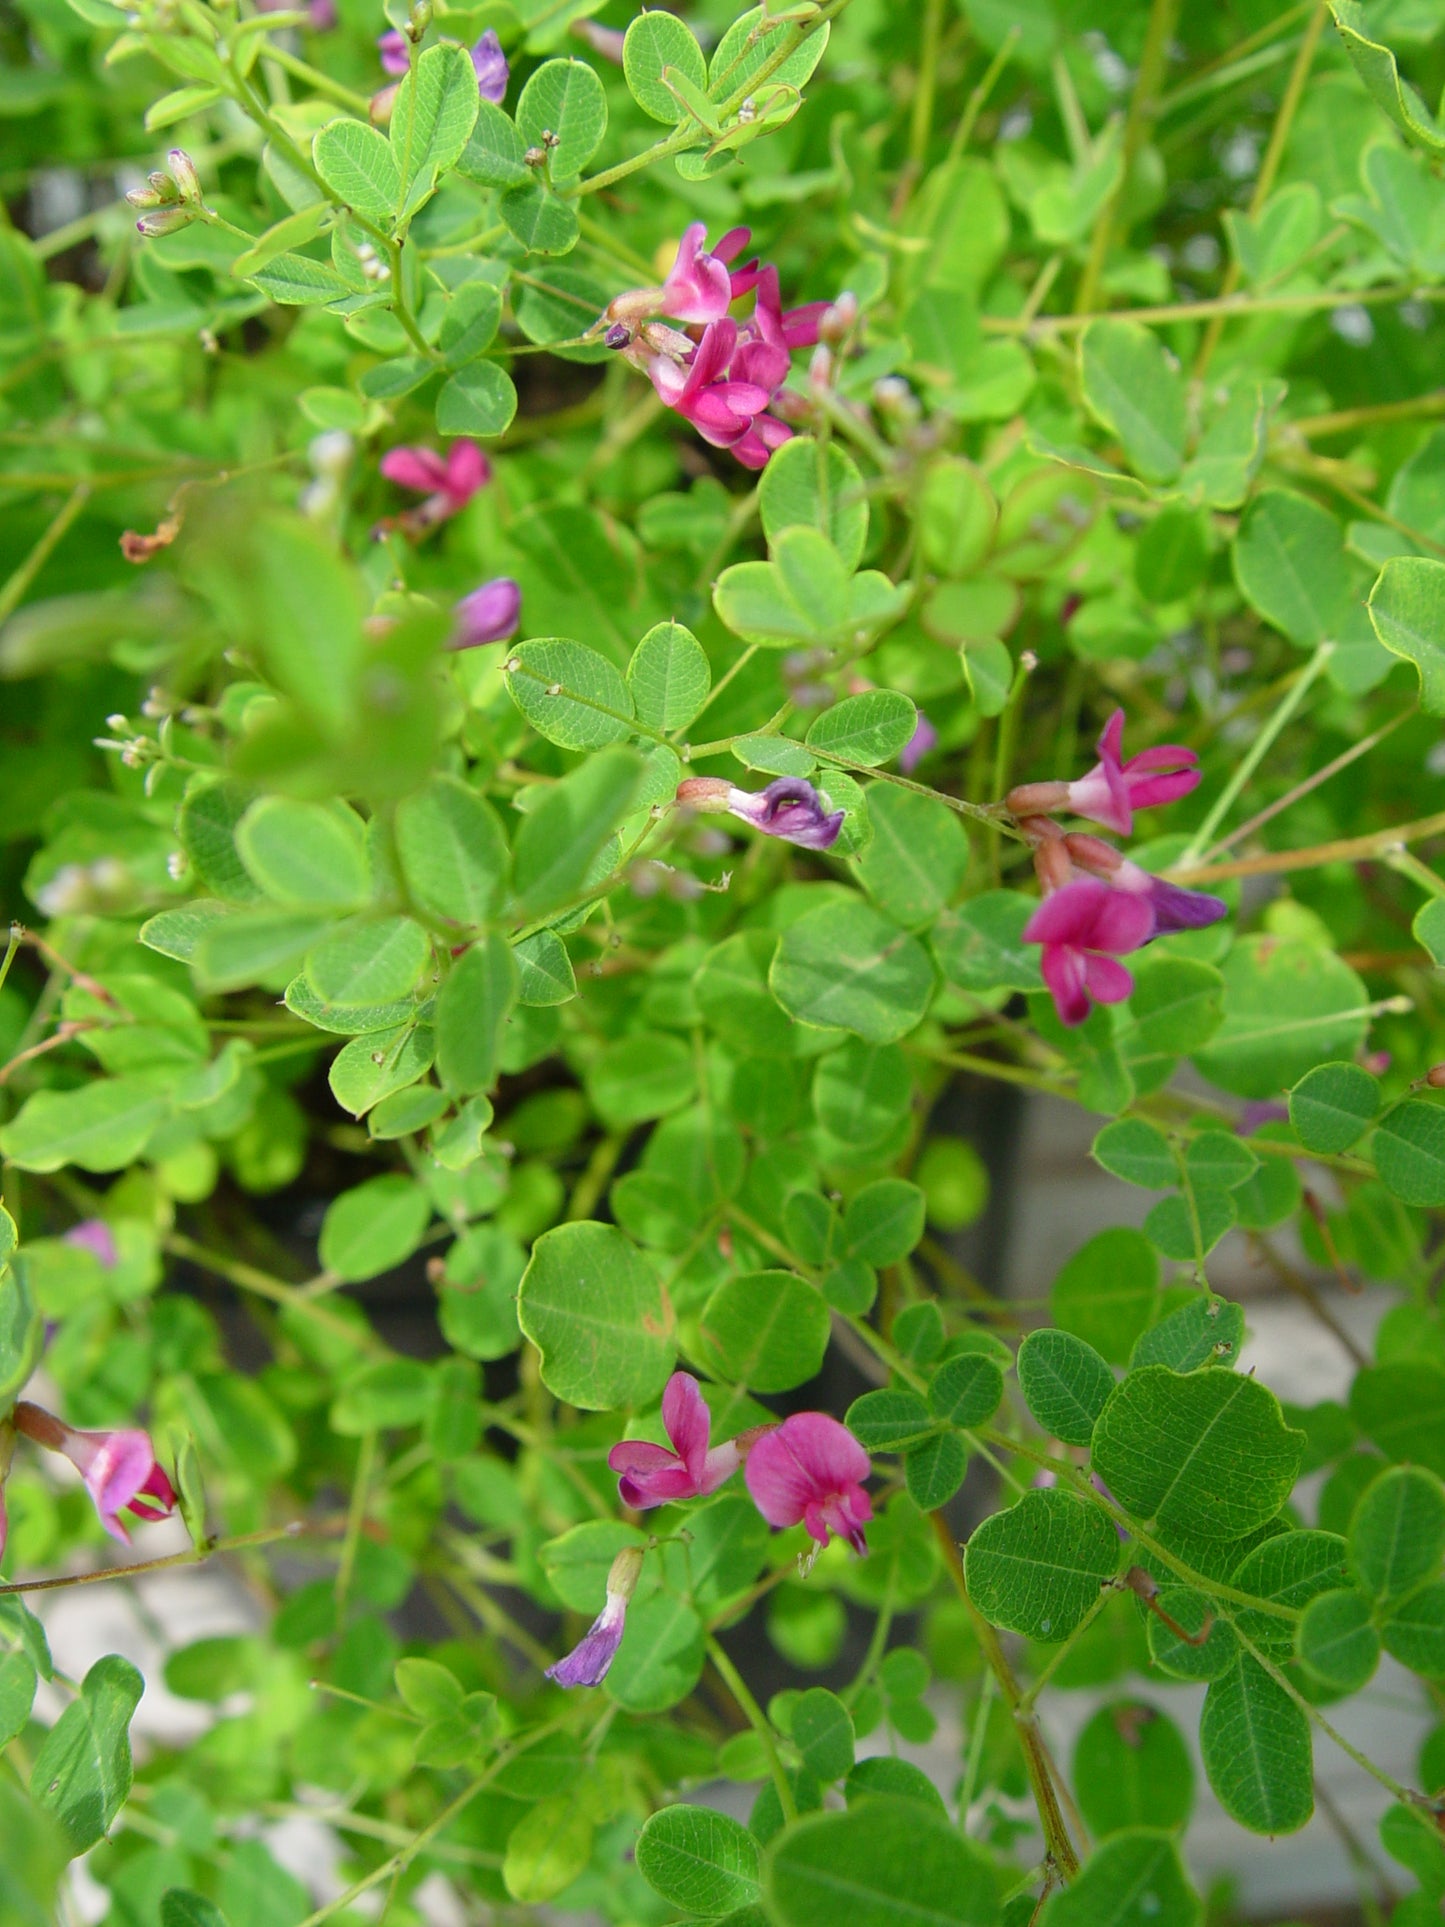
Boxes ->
[6,0,1445,1922]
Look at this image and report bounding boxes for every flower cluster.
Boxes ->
[601,225,833,468]
[1009,711,1227,1027]
[548,1373,871,1687]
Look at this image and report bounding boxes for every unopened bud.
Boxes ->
[524,145,547,167]
[167,149,202,204]
[606,1546,644,1602]
[126,184,165,209]
[808,343,834,390]
[819,290,858,345]
[675,776,732,811]
[873,375,920,424]
[1006,780,1070,818]
[136,206,195,238]
[148,170,179,199]
[1427,1064,1445,1089]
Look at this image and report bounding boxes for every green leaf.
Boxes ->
[332,1356,433,1433]
[248,251,350,304]
[1289,1061,1380,1153]
[808,694,917,770]
[586,1032,694,1127]
[1115,955,1224,1092]
[503,1795,594,1904]
[1199,1657,1313,1834]
[699,1270,829,1392]
[518,1220,674,1409]
[852,787,968,932]
[313,116,401,223]
[1072,1709,1194,1838]
[395,774,509,927]
[846,1389,938,1453]
[230,202,331,279]
[308,916,430,1007]
[606,1592,705,1711]
[390,44,480,217]
[457,99,529,187]
[1232,490,1352,647]
[1379,1580,1445,1674]
[436,933,516,1095]
[814,1040,912,1148]
[1297,1588,1380,1691]
[0,1078,170,1175]
[513,263,609,363]
[635,1805,760,1916]
[965,1488,1121,1640]
[1351,1362,1445,1475]
[0,1651,37,1749]
[512,747,642,917]
[627,620,710,732]
[439,280,502,368]
[791,1688,854,1783]
[840,1179,926,1266]
[319,1174,430,1282]
[514,930,576,1006]
[1230,1529,1349,1656]
[932,890,1043,992]
[160,1891,230,1927]
[498,180,580,254]
[771,901,933,1044]
[1349,1465,1445,1600]
[928,1351,1005,1428]
[1051,1228,1158,1365]
[30,1654,144,1856]
[1091,1366,1304,1539]
[1374,1098,1445,1205]
[1329,0,1445,151]
[1078,320,1186,484]
[1017,1329,1114,1447]
[1092,1118,1175,1189]
[179,779,264,902]
[623,9,708,123]
[235,797,369,908]
[1130,1293,1244,1373]
[0,1262,42,1407]
[759,437,869,571]
[1191,936,1368,1099]
[436,360,518,437]
[763,1796,995,1927]
[516,57,607,178]
[506,637,634,749]
[905,1429,968,1509]
[1040,1829,1199,1927]
[139,900,233,964]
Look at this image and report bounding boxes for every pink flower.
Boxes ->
[378,28,409,74]
[1063,834,1227,936]
[1023,878,1155,1028]
[547,1547,642,1688]
[449,576,520,649]
[746,1413,873,1555]
[376,441,490,538]
[1065,710,1200,838]
[899,712,938,774]
[64,1219,118,1267]
[657,223,759,325]
[608,1372,742,1510]
[470,28,508,102]
[648,319,775,451]
[14,1402,177,1545]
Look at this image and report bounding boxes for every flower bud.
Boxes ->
[148,169,180,199]
[819,290,858,344]
[675,777,733,812]
[126,184,165,209]
[1427,1064,1445,1090]
[135,206,195,238]
[167,149,202,204]
[606,1545,644,1602]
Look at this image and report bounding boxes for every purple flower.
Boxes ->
[64,1218,118,1267]
[470,29,508,103]
[674,774,846,851]
[1065,710,1200,839]
[1023,877,1155,1028]
[449,577,520,649]
[899,711,937,774]
[546,1547,643,1688]
[608,1372,742,1509]
[378,28,409,74]
[1063,834,1228,935]
[14,1402,177,1544]
[745,1413,873,1555]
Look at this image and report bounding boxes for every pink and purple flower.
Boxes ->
[677,776,844,852]
[745,1413,873,1555]
[14,1402,177,1545]
[546,1546,643,1688]
[450,577,521,649]
[608,1372,742,1509]
[376,440,490,538]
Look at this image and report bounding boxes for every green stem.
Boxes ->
[1017,1589,1113,1711]
[0,1520,311,1595]
[707,1636,796,1823]
[986,281,1445,339]
[261,41,371,111]
[0,484,90,626]
[1075,0,1180,314]
[1178,642,1334,864]
[908,0,945,170]
[945,30,1019,163]
[958,1667,996,1823]
[333,1430,376,1636]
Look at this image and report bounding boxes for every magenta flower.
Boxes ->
[449,576,520,649]
[378,28,408,74]
[1062,834,1227,936]
[546,1547,643,1688]
[14,1402,177,1545]
[657,223,758,325]
[648,319,775,452]
[899,712,938,774]
[1065,710,1200,838]
[608,1372,742,1510]
[64,1218,119,1267]
[470,28,508,102]
[746,1413,873,1555]
[1023,878,1155,1028]
[377,440,490,538]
